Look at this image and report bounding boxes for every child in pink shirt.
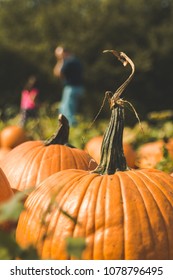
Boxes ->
[20,76,39,127]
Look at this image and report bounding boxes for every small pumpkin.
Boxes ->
[1,115,97,191]
[136,138,173,169]
[16,50,173,260]
[0,125,28,149]
[84,135,136,168]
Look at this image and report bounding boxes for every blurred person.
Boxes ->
[53,46,85,126]
[19,75,39,127]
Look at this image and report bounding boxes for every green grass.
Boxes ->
[1,103,173,165]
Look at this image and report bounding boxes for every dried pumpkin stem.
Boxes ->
[93,104,128,174]
[92,50,135,175]
[103,50,135,105]
[44,114,70,146]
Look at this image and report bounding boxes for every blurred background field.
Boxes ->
[1,0,173,171]
[1,101,173,150]
[0,0,173,123]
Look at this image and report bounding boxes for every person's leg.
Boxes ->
[59,86,85,126]
[19,109,27,127]
[59,86,76,125]
[59,86,70,115]
[73,86,85,113]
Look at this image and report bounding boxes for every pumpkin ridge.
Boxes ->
[72,148,92,170]
[59,145,64,170]
[137,170,173,207]
[59,175,95,259]
[116,170,169,259]
[86,176,103,259]
[17,183,60,257]
[68,174,100,260]
[32,192,52,258]
[70,147,90,170]
[137,170,173,258]
[17,190,41,248]
[101,175,117,260]
[35,180,68,259]
[40,201,58,259]
[49,145,59,173]
[49,187,78,259]
[48,144,60,171]
[93,176,107,259]
[138,170,173,205]
[124,171,156,257]
[63,145,76,169]
[10,142,43,190]
[35,145,55,186]
[109,173,125,259]
[131,170,171,258]
[41,172,94,259]
[23,144,46,189]
[116,172,134,259]
[70,175,102,258]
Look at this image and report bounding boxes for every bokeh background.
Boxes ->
[0,0,173,124]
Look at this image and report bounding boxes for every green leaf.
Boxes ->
[66,237,86,259]
[155,145,173,173]
[0,230,39,260]
[0,191,26,223]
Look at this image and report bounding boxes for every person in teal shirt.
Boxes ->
[53,46,85,126]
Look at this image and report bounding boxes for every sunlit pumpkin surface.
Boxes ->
[0,141,97,191]
[16,168,173,260]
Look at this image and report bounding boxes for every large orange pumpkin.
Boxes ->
[0,125,28,149]
[16,50,173,260]
[16,167,173,260]
[84,135,136,168]
[0,115,97,191]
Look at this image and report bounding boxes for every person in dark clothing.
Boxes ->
[53,46,85,126]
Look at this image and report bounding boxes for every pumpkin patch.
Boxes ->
[16,50,173,260]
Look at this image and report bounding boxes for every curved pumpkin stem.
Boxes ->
[103,49,135,107]
[44,114,70,146]
[92,50,135,175]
